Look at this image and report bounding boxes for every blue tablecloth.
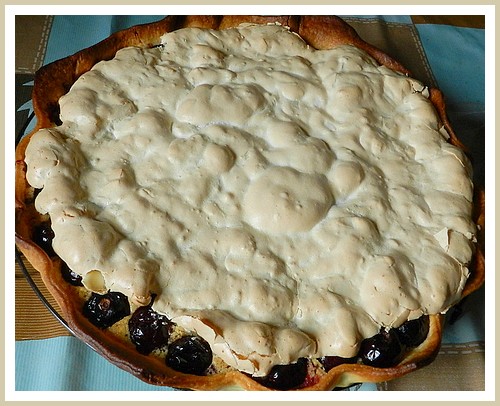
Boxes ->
[14,14,487,394]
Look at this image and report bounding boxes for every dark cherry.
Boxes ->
[359,329,404,368]
[83,291,130,329]
[32,222,56,257]
[47,101,62,126]
[33,188,42,200]
[395,315,430,348]
[60,262,83,286]
[128,305,173,355]
[254,358,308,390]
[165,336,213,375]
[319,355,357,372]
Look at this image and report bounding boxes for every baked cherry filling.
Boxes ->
[359,316,430,368]
[395,315,430,347]
[254,358,309,390]
[83,291,131,329]
[59,245,429,386]
[32,221,56,257]
[165,336,213,376]
[128,304,173,355]
[319,355,357,372]
[60,262,83,286]
[359,329,404,368]
[74,265,429,385]
[255,316,430,389]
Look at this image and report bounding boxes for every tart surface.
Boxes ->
[15,15,485,391]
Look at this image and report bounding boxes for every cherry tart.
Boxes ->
[15,15,485,391]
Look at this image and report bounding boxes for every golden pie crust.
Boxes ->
[15,15,485,391]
